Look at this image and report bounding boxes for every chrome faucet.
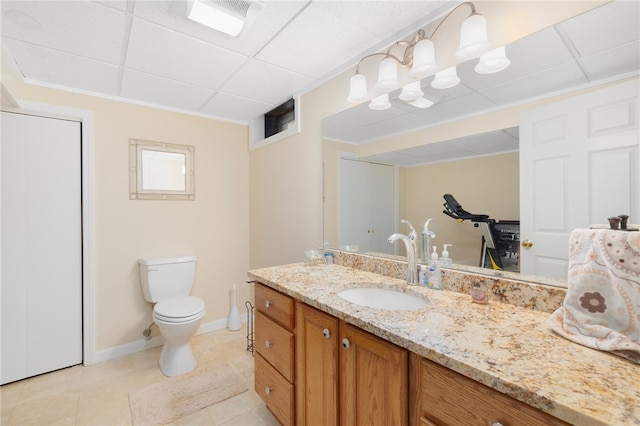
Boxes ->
[388,233,419,285]
[400,219,418,258]
[421,218,436,262]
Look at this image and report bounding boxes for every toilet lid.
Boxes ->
[154,296,205,320]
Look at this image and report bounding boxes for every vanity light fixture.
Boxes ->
[346,1,509,111]
[185,0,262,37]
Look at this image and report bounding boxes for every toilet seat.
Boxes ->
[154,296,205,323]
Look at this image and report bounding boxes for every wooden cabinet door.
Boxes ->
[410,353,569,426]
[296,303,339,426]
[339,321,408,426]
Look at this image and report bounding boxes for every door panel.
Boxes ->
[1,111,82,384]
[338,158,395,253]
[520,79,639,280]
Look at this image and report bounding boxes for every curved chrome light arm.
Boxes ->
[352,1,480,75]
[429,1,477,40]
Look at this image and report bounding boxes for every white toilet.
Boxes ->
[138,256,205,377]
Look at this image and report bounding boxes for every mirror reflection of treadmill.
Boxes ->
[442,194,520,272]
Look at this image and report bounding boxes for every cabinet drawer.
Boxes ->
[415,357,568,426]
[255,282,295,329]
[255,353,294,426]
[255,310,295,382]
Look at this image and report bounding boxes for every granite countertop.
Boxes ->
[248,262,640,426]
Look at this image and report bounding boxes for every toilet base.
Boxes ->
[158,341,197,377]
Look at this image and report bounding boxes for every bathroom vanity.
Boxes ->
[248,254,639,425]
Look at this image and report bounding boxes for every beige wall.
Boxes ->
[249,71,353,268]
[2,57,250,353]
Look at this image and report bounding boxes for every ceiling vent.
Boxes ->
[177,0,263,37]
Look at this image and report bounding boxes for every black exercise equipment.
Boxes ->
[442,193,519,271]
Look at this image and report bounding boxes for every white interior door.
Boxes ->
[520,79,640,280]
[1,111,83,384]
[338,158,395,254]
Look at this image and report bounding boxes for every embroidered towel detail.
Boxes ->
[547,228,640,364]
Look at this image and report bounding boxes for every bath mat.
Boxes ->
[129,362,248,425]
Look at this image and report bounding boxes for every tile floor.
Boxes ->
[1,326,279,425]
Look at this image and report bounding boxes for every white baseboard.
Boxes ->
[90,313,248,365]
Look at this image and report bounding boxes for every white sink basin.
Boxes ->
[337,287,429,311]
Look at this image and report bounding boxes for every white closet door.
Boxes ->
[338,158,395,254]
[520,79,639,280]
[2,111,82,384]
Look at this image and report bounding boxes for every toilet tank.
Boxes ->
[138,256,197,303]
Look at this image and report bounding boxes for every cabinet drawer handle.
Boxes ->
[492,423,504,426]
[322,328,331,339]
[265,386,272,395]
[265,340,272,348]
[342,338,350,349]
[264,300,271,308]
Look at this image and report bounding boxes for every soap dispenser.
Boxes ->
[430,246,439,262]
[441,244,453,266]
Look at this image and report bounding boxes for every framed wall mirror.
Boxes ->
[129,138,195,200]
[322,1,640,287]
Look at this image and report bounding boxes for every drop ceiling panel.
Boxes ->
[1,1,126,64]
[125,18,247,89]
[335,126,382,144]
[4,40,121,95]
[323,120,361,141]
[121,69,215,111]
[560,0,640,56]
[255,2,377,79]
[479,61,588,105]
[329,102,407,128]
[412,92,498,122]
[366,113,432,139]
[199,92,271,123]
[332,1,446,39]
[220,59,314,104]
[580,41,640,80]
[402,142,467,157]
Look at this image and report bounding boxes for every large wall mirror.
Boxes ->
[129,139,195,200]
[323,1,639,287]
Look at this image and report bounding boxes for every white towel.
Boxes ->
[547,228,640,363]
